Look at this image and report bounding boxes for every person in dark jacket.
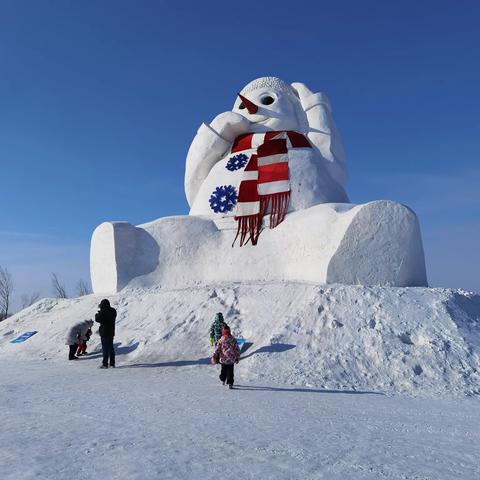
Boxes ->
[95,298,117,369]
[209,312,226,346]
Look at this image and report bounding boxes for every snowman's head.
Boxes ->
[232,77,308,133]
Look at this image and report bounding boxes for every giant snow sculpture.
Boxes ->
[90,77,427,293]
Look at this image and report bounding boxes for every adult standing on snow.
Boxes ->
[213,325,241,389]
[209,312,226,346]
[65,319,94,361]
[95,299,117,369]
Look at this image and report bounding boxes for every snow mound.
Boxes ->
[1,283,479,396]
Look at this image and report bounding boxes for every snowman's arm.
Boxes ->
[185,112,250,207]
[292,83,348,188]
[184,123,231,207]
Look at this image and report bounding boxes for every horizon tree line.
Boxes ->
[0,265,91,320]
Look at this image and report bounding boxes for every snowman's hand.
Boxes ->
[291,82,347,188]
[210,111,250,143]
[291,82,314,105]
[185,112,249,207]
[291,82,332,114]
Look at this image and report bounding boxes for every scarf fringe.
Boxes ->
[233,214,263,247]
[264,191,290,228]
[233,191,290,247]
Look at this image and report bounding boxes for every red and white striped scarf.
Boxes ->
[232,130,311,246]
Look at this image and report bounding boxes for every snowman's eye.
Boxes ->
[261,96,274,105]
[238,102,246,110]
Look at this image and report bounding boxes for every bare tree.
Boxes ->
[76,279,91,297]
[51,273,67,299]
[21,292,40,309]
[0,266,14,320]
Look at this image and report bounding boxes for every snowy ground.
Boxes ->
[2,282,480,478]
[1,359,479,480]
[1,282,479,396]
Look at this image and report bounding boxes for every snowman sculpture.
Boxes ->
[90,77,427,293]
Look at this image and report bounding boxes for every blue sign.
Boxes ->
[10,331,38,344]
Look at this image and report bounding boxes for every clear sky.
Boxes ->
[1,0,479,311]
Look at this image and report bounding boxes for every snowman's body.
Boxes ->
[189,133,348,217]
[90,77,427,294]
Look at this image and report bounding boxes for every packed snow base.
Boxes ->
[1,360,479,480]
[1,283,479,396]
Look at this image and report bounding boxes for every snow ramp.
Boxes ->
[1,283,479,396]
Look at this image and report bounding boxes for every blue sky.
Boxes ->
[1,0,479,310]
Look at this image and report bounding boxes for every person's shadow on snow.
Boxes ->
[76,340,384,395]
[239,342,294,358]
[232,385,383,395]
[119,343,295,369]
[82,341,140,359]
[119,357,212,368]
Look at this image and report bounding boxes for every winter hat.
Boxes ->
[214,312,224,323]
[86,319,94,327]
[221,325,231,336]
[99,299,110,309]
[240,76,297,100]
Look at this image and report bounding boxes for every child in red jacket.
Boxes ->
[212,325,241,389]
[76,327,92,356]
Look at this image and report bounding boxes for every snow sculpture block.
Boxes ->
[91,222,159,293]
[90,77,427,293]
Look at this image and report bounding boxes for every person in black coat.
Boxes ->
[95,298,117,369]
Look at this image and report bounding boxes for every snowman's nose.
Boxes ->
[237,93,258,114]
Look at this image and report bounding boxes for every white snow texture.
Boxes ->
[2,282,479,397]
[2,358,479,480]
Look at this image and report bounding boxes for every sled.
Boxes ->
[10,331,38,344]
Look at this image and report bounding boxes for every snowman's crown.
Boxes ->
[240,77,296,98]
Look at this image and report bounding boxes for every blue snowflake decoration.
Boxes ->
[209,185,237,213]
[226,153,249,171]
